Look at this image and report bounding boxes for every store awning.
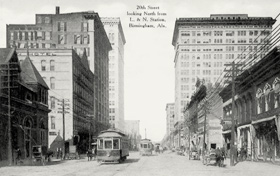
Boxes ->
[252,116,275,125]
[222,130,231,134]
[237,124,251,130]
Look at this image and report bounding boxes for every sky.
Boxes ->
[0,0,280,142]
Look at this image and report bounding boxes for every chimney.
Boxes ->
[56,6,60,15]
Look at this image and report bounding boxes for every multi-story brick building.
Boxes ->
[6,7,112,150]
[0,48,49,164]
[101,18,126,130]
[172,14,275,124]
[220,46,280,162]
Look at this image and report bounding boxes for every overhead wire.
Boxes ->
[189,13,280,115]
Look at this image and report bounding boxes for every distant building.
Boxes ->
[124,120,141,150]
[166,103,175,136]
[17,49,98,152]
[6,7,112,139]
[172,14,276,124]
[0,48,49,163]
[101,18,126,130]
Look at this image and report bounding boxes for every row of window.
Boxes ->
[181,68,224,76]
[10,31,52,41]
[181,30,270,37]
[41,60,55,71]
[42,77,55,89]
[181,37,268,45]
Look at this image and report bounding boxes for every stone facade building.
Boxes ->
[172,14,275,125]
[101,18,126,130]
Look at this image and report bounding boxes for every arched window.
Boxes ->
[24,118,32,158]
[256,88,263,114]
[50,77,55,89]
[264,83,272,111]
[273,77,280,108]
[50,60,55,71]
[41,60,46,71]
[50,96,55,109]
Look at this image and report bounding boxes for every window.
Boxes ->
[98,139,104,149]
[37,16,42,24]
[74,35,81,44]
[50,96,55,109]
[58,35,67,44]
[45,32,52,40]
[82,22,88,32]
[41,60,46,71]
[51,116,55,129]
[83,35,90,44]
[104,140,112,149]
[45,17,50,24]
[50,77,55,89]
[113,139,119,149]
[10,32,14,40]
[50,60,55,71]
[58,22,67,31]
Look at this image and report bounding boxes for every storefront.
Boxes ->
[252,117,280,162]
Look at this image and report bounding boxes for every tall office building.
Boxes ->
[6,7,112,146]
[172,14,276,123]
[166,103,175,136]
[101,18,126,130]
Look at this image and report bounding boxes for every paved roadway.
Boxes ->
[1,151,280,176]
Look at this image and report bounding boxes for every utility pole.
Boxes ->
[224,61,242,166]
[7,63,12,166]
[58,98,69,160]
[202,103,207,159]
[1,61,18,165]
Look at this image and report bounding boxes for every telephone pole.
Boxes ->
[202,103,207,159]
[1,61,19,165]
[224,61,242,166]
[58,98,69,159]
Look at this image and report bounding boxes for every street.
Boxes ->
[1,151,280,176]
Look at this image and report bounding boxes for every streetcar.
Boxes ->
[96,128,129,163]
[139,139,153,156]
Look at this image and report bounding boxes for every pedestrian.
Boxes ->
[215,147,221,166]
[233,145,238,164]
[87,148,93,161]
[15,147,21,165]
[56,148,59,159]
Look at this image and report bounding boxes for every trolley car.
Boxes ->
[96,129,129,163]
[140,139,153,156]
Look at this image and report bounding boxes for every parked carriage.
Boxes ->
[96,129,129,163]
[139,139,153,156]
[32,145,47,166]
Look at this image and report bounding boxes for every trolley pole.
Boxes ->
[224,61,242,166]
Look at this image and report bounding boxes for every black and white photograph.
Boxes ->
[0,0,280,175]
